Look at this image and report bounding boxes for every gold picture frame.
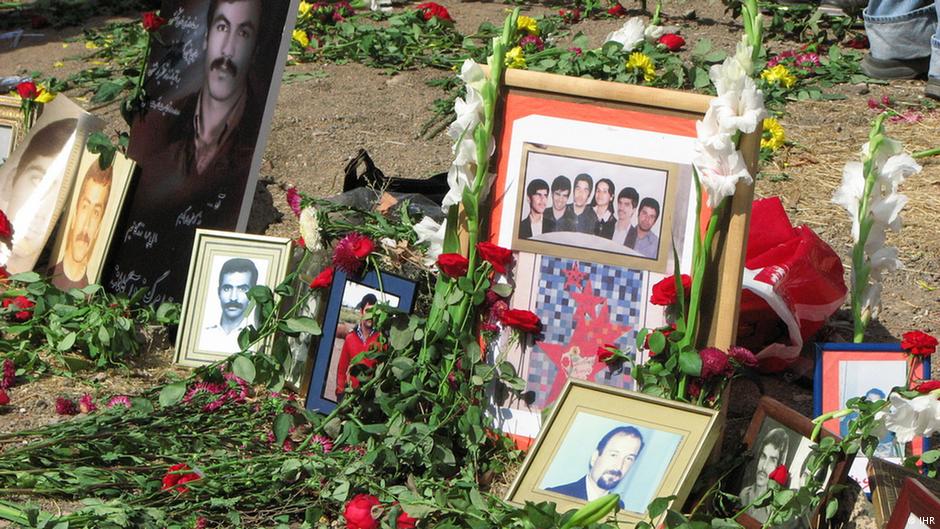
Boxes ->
[0,95,27,165]
[175,229,292,367]
[506,379,720,526]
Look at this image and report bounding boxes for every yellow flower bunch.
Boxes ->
[292,29,310,48]
[760,64,796,89]
[517,15,539,36]
[761,117,785,151]
[626,52,656,82]
[506,46,526,69]
[298,1,312,17]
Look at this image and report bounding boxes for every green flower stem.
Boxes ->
[810,408,857,441]
[913,146,940,159]
[732,488,773,521]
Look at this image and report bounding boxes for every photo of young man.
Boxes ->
[612,187,639,248]
[544,175,576,233]
[519,179,549,239]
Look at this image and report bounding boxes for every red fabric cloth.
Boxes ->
[336,328,379,397]
[738,197,847,372]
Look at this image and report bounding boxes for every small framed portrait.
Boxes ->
[282,250,331,395]
[304,269,417,413]
[814,343,930,493]
[885,478,940,529]
[512,143,678,272]
[868,457,940,527]
[506,380,720,526]
[737,397,853,529]
[175,229,292,366]
[47,150,135,291]
[0,96,104,274]
[0,95,28,166]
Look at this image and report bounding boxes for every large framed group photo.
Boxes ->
[103,0,300,306]
[484,69,756,440]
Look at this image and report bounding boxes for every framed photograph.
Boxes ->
[282,249,331,395]
[175,229,292,366]
[47,150,135,291]
[885,478,940,529]
[0,96,104,274]
[869,457,940,528]
[484,70,758,440]
[506,379,720,526]
[103,0,301,306]
[304,269,417,413]
[814,343,930,493]
[0,95,28,166]
[737,396,853,529]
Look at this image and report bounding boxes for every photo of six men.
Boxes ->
[519,173,662,260]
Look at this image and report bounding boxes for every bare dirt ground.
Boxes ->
[0,1,938,526]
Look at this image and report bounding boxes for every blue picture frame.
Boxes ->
[304,268,417,413]
[813,342,931,461]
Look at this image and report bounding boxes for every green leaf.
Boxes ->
[491,283,513,297]
[274,413,293,445]
[10,271,41,283]
[825,498,838,519]
[57,332,77,351]
[159,382,187,407]
[648,495,674,519]
[389,321,414,350]
[232,355,256,383]
[91,81,125,104]
[284,317,321,335]
[648,331,666,354]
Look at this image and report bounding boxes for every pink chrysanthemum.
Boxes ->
[332,232,375,274]
[79,394,97,413]
[520,34,544,52]
[286,187,302,217]
[728,346,758,368]
[310,434,334,453]
[0,359,14,389]
[699,347,732,379]
[107,395,132,409]
[184,382,226,402]
[55,397,78,415]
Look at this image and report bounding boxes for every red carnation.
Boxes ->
[55,397,78,415]
[901,331,938,357]
[476,242,513,274]
[16,81,38,100]
[437,253,469,278]
[333,233,374,274]
[141,11,168,32]
[0,209,12,244]
[396,510,418,529]
[650,274,692,306]
[162,463,201,493]
[344,493,381,529]
[658,33,685,51]
[596,344,617,363]
[0,390,9,406]
[3,296,35,322]
[79,394,97,414]
[607,3,626,17]
[499,309,541,334]
[699,347,732,379]
[286,187,302,217]
[914,380,940,393]
[416,2,452,22]
[310,266,334,289]
[769,464,789,486]
[1,359,14,390]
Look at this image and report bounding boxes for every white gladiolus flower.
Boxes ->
[413,216,446,266]
[869,192,907,231]
[643,24,678,42]
[298,207,322,251]
[441,164,472,211]
[879,153,920,190]
[832,161,865,241]
[693,140,752,208]
[710,77,765,134]
[459,59,486,93]
[876,394,940,444]
[860,282,882,319]
[868,246,900,280]
[605,18,645,51]
[695,106,734,152]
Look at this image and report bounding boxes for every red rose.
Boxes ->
[3,296,35,321]
[914,380,940,393]
[476,242,513,274]
[499,309,541,334]
[344,494,381,529]
[699,347,732,379]
[416,2,452,22]
[768,464,789,486]
[0,209,12,243]
[650,274,692,306]
[902,331,938,357]
[16,81,38,100]
[658,33,685,51]
[141,11,168,32]
[596,344,616,363]
[0,390,9,406]
[162,463,200,493]
[607,3,626,17]
[437,253,469,278]
[310,266,334,289]
[396,510,418,529]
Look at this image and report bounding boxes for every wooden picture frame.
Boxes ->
[814,342,930,493]
[484,69,757,439]
[303,268,417,413]
[869,457,940,528]
[47,150,135,291]
[505,379,720,527]
[737,396,853,529]
[0,95,28,165]
[885,478,940,529]
[175,229,292,366]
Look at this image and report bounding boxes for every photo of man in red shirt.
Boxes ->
[334,293,378,399]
